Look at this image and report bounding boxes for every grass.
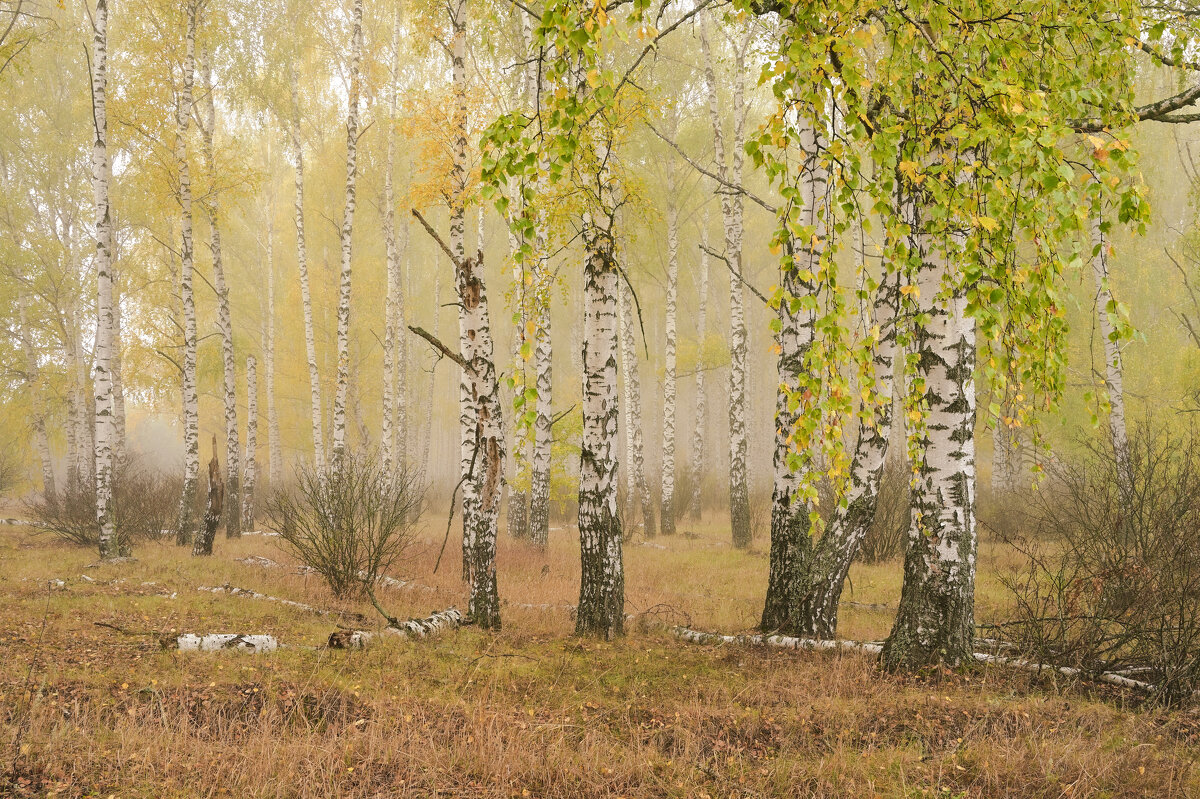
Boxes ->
[1,507,1198,798]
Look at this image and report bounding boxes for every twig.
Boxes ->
[699,244,770,306]
[644,119,776,213]
[408,325,468,370]
[411,208,462,269]
[550,404,577,428]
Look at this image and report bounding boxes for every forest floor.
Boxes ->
[1,510,1198,798]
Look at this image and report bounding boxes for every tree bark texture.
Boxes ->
[243,355,258,531]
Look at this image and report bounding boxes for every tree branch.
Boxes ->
[699,243,770,306]
[644,119,776,213]
[408,325,468,370]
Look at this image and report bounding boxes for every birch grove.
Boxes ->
[660,161,679,537]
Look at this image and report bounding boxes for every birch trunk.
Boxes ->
[198,48,241,538]
[792,268,899,638]
[112,266,125,467]
[381,7,404,479]
[760,121,825,633]
[457,247,505,629]
[193,435,223,556]
[577,221,625,638]
[449,0,479,582]
[881,194,977,671]
[19,298,56,499]
[243,355,258,531]
[422,274,440,472]
[1090,209,1132,494]
[330,0,364,471]
[688,215,711,520]
[619,278,655,537]
[264,207,282,487]
[700,16,750,548]
[290,70,325,472]
[506,224,530,540]
[174,1,201,548]
[528,276,553,548]
[90,0,117,558]
[661,163,679,536]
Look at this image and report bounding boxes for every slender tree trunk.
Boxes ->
[577,220,625,638]
[506,225,530,540]
[290,70,325,472]
[661,163,679,536]
[91,0,117,559]
[19,298,56,499]
[264,205,282,487]
[197,48,241,538]
[422,273,440,473]
[881,192,977,671]
[193,435,223,556]
[174,0,200,548]
[381,6,403,479]
[688,214,710,520]
[528,272,553,548]
[112,266,125,467]
[619,278,655,537]
[243,355,258,530]
[448,0,480,582]
[330,0,363,471]
[1090,208,1132,493]
[700,16,750,548]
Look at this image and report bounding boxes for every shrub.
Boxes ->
[858,455,909,564]
[29,462,179,550]
[267,452,423,600]
[999,424,1200,705]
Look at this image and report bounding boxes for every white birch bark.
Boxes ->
[112,265,125,467]
[289,69,325,473]
[687,214,711,519]
[422,273,440,472]
[700,16,750,548]
[198,48,241,537]
[577,213,625,638]
[174,0,201,547]
[449,0,479,582]
[19,298,56,499]
[381,10,401,479]
[661,162,679,536]
[1090,209,1131,492]
[264,206,282,487]
[330,0,363,471]
[881,189,977,670]
[90,0,118,558]
[506,217,530,540]
[619,278,654,537]
[243,355,258,531]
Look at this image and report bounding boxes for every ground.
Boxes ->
[1,510,1198,798]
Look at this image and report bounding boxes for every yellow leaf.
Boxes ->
[975,215,998,232]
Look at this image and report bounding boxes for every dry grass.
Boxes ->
[1,510,1197,798]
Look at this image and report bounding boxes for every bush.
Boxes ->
[858,455,909,564]
[267,452,423,600]
[1000,425,1200,704]
[29,462,179,550]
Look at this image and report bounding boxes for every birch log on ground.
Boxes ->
[174,0,201,548]
[198,48,241,538]
[330,0,363,471]
[881,187,978,671]
[289,68,325,473]
[327,608,464,649]
[90,0,119,560]
[172,634,279,653]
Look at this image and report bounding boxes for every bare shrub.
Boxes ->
[29,462,179,550]
[267,452,424,602]
[859,456,909,564]
[999,424,1200,705]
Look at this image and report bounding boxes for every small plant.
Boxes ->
[29,460,179,551]
[1000,423,1200,705]
[267,451,424,605]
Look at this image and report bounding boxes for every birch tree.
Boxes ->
[699,15,751,549]
[263,202,282,487]
[174,0,201,547]
[661,160,679,536]
[197,46,241,537]
[381,4,407,480]
[618,273,654,537]
[289,68,325,472]
[1091,207,1132,493]
[243,355,258,530]
[687,215,710,520]
[329,0,364,470]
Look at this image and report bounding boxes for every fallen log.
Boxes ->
[171,633,279,653]
[671,626,1155,692]
[198,584,365,622]
[328,607,463,649]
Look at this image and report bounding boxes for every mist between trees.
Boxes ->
[6,0,1200,682]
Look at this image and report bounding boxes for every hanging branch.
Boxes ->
[699,243,770,306]
[644,119,777,213]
